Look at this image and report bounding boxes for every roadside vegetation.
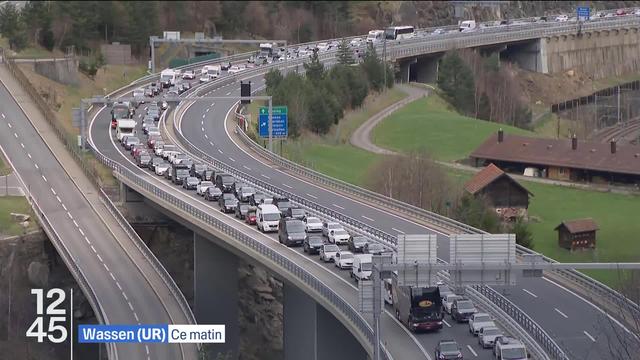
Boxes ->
[0,197,38,237]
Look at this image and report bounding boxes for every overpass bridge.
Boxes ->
[7,11,640,360]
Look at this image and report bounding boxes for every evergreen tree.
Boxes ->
[437,51,475,115]
[0,3,27,50]
[264,69,283,95]
[362,43,384,91]
[303,49,325,83]
[511,217,534,249]
[336,38,354,65]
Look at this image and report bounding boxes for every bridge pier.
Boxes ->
[283,283,368,360]
[414,55,440,84]
[194,233,240,359]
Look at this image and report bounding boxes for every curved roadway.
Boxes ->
[177,70,638,359]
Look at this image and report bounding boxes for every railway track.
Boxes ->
[592,119,640,144]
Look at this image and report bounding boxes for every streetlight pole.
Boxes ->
[268,97,273,152]
[382,36,387,90]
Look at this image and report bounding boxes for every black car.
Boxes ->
[219,193,238,213]
[204,186,222,201]
[150,82,160,95]
[285,207,305,220]
[348,236,370,253]
[435,340,463,360]
[216,173,235,193]
[303,235,324,254]
[191,163,207,178]
[148,156,165,171]
[235,203,251,219]
[451,299,477,323]
[364,243,385,255]
[137,154,152,168]
[202,169,215,181]
[250,192,267,206]
[182,81,191,91]
[236,186,255,202]
[273,196,292,216]
[182,176,199,190]
[278,218,306,247]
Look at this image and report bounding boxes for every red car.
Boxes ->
[111,119,117,129]
[245,208,257,225]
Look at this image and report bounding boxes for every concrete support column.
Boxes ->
[283,283,367,360]
[415,56,440,84]
[194,233,239,359]
[120,183,143,203]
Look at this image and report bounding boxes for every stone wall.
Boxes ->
[100,43,134,65]
[542,28,640,80]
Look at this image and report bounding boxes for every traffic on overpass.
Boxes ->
[1,2,640,360]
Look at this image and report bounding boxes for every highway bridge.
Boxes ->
[3,10,640,360]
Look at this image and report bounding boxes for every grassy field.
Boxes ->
[371,93,536,161]
[0,197,38,237]
[0,152,9,175]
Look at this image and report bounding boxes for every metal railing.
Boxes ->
[91,149,384,358]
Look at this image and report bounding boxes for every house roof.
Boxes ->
[464,163,533,196]
[554,218,599,234]
[470,133,640,176]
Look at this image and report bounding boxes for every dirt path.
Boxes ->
[349,83,429,155]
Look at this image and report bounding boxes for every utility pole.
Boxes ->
[382,36,387,90]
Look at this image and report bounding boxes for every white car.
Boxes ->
[322,221,343,237]
[199,74,212,83]
[555,15,569,22]
[304,216,323,232]
[228,65,245,74]
[468,313,496,336]
[320,244,340,262]
[349,38,363,47]
[182,70,195,80]
[197,181,214,196]
[478,326,503,349]
[334,251,354,269]
[443,294,461,314]
[162,150,179,160]
[328,229,350,245]
[316,42,329,52]
[154,145,165,156]
[155,163,170,176]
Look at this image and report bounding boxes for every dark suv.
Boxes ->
[348,235,370,253]
[278,218,306,247]
[451,298,477,323]
[303,235,324,254]
[435,340,463,360]
[285,207,305,220]
[215,173,235,193]
[273,196,292,217]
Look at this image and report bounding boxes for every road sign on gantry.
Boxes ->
[258,106,288,138]
[396,234,438,287]
[449,234,516,287]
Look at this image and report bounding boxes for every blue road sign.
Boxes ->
[577,6,590,21]
[259,106,288,138]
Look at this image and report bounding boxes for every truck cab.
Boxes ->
[256,204,281,233]
[392,277,443,332]
[351,254,373,282]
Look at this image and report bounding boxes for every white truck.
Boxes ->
[116,119,136,142]
[367,30,385,45]
[256,204,281,232]
[351,254,373,282]
[459,20,477,32]
[160,69,177,88]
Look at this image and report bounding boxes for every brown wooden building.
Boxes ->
[555,218,598,250]
[464,163,533,221]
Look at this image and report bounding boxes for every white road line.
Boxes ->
[282,183,292,189]
[554,308,568,319]
[523,288,538,298]
[20,143,24,148]
[225,91,231,95]
[115,281,122,290]
[204,134,208,139]
[467,345,478,357]
[41,174,47,182]
[128,301,134,311]
[61,203,67,211]
[306,193,318,199]
[217,149,223,154]
[333,204,345,210]
[78,228,84,236]
[1,113,5,118]
[13,132,17,138]
[201,120,204,125]
[72,220,78,227]
[97,254,103,263]
[362,215,374,221]
[105,263,111,272]
[84,236,90,245]
[206,108,210,112]
[134,312,140,322]
[442,319,451,328]
[145,345,150,355]
[7,122,11,128]
[27,153,31,159]
[211,102,215,106]
[261,174,271,179]
[229,157,236,162]
[583,330,596,342]
[67,212,73,220]
[392,227,405,234]
[50,188,56,195]
[122,292,129,301]
[34,163,38,169]
[110,272,116,281]
[56,195,61,203]
[90,245,97,253]
[209,141,214,146]
[201,127,204,132]
[202,114,206,119]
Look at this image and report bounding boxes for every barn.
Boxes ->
[555,218,599,250]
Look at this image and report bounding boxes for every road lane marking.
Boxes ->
[1,113,5,118]
[72,220,78,227]
[90,245,97,253]
[523,288,538,298]
[27,153,31,159]
[56,195,61,203]
[67,212,73,220]
[202,114,206,119]
[13,132,17,138]
[209,141,214,146]
[554,308,568,319]
[51,188,56,195]
[362,215,374,221]
[78,228,84,236]
[20,143,24,148]
[97,254,103,262]
[217,148,223,154]
[333,204,345,210]
[115,281,122,290]
[584,330,596,342]
[225,91,231,95]
[104,263,110,272]
[229,157,236,162]
[306,193,318,199]
[41,175,47,182]
[134,312,140,322]
[34,163,39,169]
[206,108,210,112]
[128,302,134,312]
[201,120,204,125]
[122,292,129,301]
[110,272,116,281]
[261,174,271,179]
[61,203,67,210]
[7,122,11,128]
[204,134,208,139]
[466,345,478,357]
[201,127,204,131]
[392,227,405,234]
[443,319,451,328]
[84,236,90,244]
[282,183,292,189]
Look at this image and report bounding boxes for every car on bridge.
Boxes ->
[278,218,306,247]
[256,204,281,232]
[196,181,214,196]
[154,162,171,176]
[182,177,200,190]
[478,326,503,349]
[468,312,496,336]
[363,242,385,255]
[285,207,305,220]
[182,70,196,80]
[303,235,324,255]
[322,221,343,237]
[442,294,461,314]
[435,340,463,360]
[328,229,350,245]
[235,203,251,220]
[347,235,369,253]
[334,251,354,269]
[320,244,340,262]
[304,216,323,233]
[204,186,222,201]
[451,298,478,323]
[493,336,528,360]
[219,193,239,213]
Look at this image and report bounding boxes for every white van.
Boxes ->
[459,20,477,32]
[116,119,136,142]
[367,30,385,45]
[351,254,373,282]
[256,204,281,232]
[202,65,221,78]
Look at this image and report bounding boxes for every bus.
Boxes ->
[384,26,415,40]
[111,101,132,129]
[367,30,385,44]
[391,275,443,332]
